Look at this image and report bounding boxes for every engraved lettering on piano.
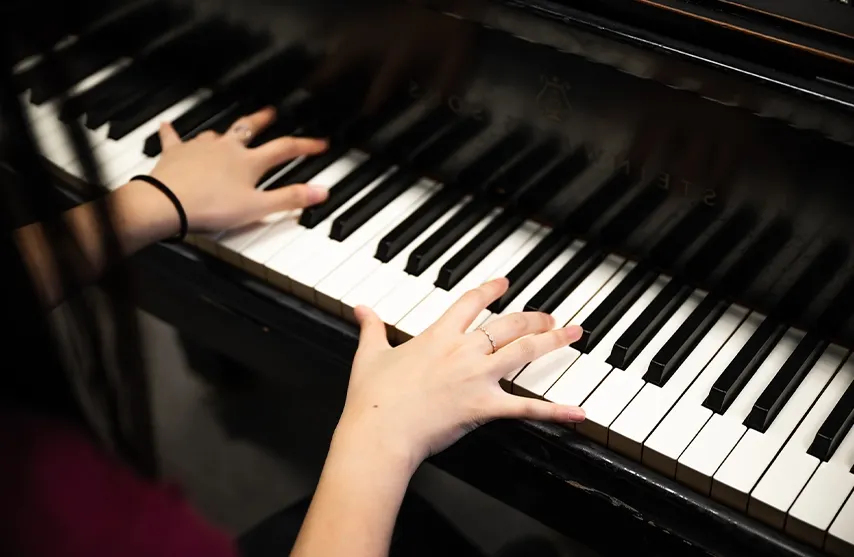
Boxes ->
[536,75,571,122]
[646,171,719,207]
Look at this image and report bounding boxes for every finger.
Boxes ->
[491,325,583,377]
[468,311,554,354]
[354,305,391,354]
[158,122,181,151]
[429,278,509,335]
[495,393,586,424]
[227,106,277,144]
[250,136,328,171]
[260,183,329,213]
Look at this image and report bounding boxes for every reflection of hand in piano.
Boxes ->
[138,107,330,234]
[338,277,586,466]
[308,1,480,112]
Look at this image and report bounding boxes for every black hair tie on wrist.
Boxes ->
[130,175,188,243]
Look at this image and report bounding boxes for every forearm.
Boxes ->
[14,180,179,308]
[290,421,418,557]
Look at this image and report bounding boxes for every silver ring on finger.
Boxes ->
[229,122,254,144]
[477,326,497,354]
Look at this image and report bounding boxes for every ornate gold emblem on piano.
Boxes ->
[6,0,854,555]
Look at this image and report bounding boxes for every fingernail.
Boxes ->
[308,185,329,203]
[566,407,586,422]
[564,324,582,343]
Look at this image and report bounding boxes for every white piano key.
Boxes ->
[29,61,131,169]
[827,489,854,556]
[642,309,761,477]
[676,327,805,495]
[285,178,438,301]
[787,393,854,548]
[262,165,398,290]
[576,284,698,444]
[92,91,211,183]
[609,297,744,461]
[340,196,474,322]
[236,152,375,279]
[372,209,499,339]
[544,261,667,408]
[395,220,542,340]
[313,179,457,314]
[466,226,553,330]
[505,255,635,402]
[712,343,846,512]
[488,241,586,390]
[209,156,307,266]
[749,356,854,529]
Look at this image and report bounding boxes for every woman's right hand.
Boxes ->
[335,277,586,474]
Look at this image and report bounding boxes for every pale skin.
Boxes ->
[16,107,586,556]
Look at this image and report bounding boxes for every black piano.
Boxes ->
[3,0,854,555]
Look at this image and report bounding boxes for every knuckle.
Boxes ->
[516,337,537,363]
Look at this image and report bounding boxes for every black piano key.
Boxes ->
[703,241,848,414]
[683,208,759,282]
[745,276,854,432]
[405,199,493,276]
[703,319,788,414]
[435,151,586,291]
[487,229,575,313]
[385,104,458,162]
[299,157,390,228]
[376,187,467,263]
[25,1,191,104]
[564,168,635,236]
[403,137,562,277]
[375,129,532,263]
[577,203,718,354]
[142,48,315,156]
[108,82,196,139]
[78,19,246,128]
[330,117,482,242]
[516,149,588,212]
[491,137,562,200]
[268,93,414,192]
[143,98,237,156]
[577,264,658,354]
[646,219,792,386]
[437,214,525,290]
[524,182,668,315]
[489,168,634,313]
[807,379,854,461]
[606,281,692,368]
[643,295,729,386]
[266,144,349,188]
[329,167,422,242]
[609,207,758,370]
[523,243,606,314]
[745,333,828,432]
[108,33,267,137]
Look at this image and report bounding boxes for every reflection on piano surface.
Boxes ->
[5,0,854,555]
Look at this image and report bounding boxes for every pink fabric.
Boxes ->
[0,408,238,557]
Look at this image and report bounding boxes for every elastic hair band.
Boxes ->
[130,175,188,243]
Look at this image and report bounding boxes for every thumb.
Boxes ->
[498,394,586,424]
[263,184,329,212]
[354,305,390,354]
[158,121,181,151]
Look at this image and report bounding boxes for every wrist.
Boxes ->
[113,179,182,246]
[330,415,422,481]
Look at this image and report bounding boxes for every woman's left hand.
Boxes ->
[131,106,330,235]
[335,278,586,473]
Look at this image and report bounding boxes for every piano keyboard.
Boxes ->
[14,4,854,555]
